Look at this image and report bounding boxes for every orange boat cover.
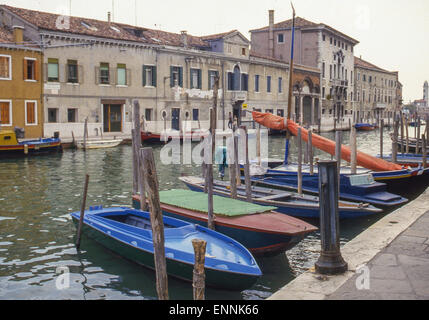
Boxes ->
[252,111,403,172]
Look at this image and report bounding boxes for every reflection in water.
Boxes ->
[0,127,426,300]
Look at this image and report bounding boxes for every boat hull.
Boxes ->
[131,197,317,256]
[77,139,123,149]
[0,139,62,158]
[179,177,383,220]
[71,209,261,291]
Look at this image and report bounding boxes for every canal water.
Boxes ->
[0,127,426,300]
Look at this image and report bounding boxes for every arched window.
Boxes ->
[233,66,241,91]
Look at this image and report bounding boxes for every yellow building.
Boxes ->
[0,25,43,138]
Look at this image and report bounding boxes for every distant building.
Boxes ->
[353,56,401,121]
[250,10,359,126]
[0,25,43,138]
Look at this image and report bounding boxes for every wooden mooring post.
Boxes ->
[133,129,147,212]
[76,174,90,250]
[132,101,142,195]
[308,130,314,175]
[241,126,252,202]
[392,116,399,164]
[315,160,348,275]
[350,121,357,174]
[406,117,410,154]
[416,117,421,155]
[335,131,342,192]
[297,128,303,195]
[379,119,384,159]
[140,148,169,300]
[192,239,207,301]
[207,108,216,230]
[83,118,88,151]
[422,134,427,169]
[228,131,238,200]
[400,114,405,155]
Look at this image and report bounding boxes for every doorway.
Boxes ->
[171,108,180,131]
[103,104,122,133]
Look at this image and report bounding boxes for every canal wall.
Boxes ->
[268,186,429,300]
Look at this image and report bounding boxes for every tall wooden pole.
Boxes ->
[76,174,90,250]
[207,108,216,230]
[335,131,342,193]
[285,4,296,165]
[297,128,303,195]
[422,134,427,169]
[308,130,314,175]
[380,119,384,159]
[350,121,357,174]
[416,117,421,155]
[392,116,399,164]
[241,126,252,202]
[133,101,142,195]
[133,129,147,212]
[140,148,169,300]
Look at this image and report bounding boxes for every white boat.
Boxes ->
[76,138,123,150]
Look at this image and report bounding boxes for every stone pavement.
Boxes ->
[327,211,429,300]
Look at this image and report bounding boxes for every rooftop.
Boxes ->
[354,56,396,75]
[250,16,359,45]
[0,5,209,49]
[0,26,13,43]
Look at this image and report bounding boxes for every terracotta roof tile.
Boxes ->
[354,56,390,73]
[200,30,238,41]
[0,26,13,43]
[1,5,209,49]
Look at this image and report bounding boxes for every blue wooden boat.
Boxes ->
[70,206,262,290]
[179,176,383,219]
[132,189,318,256]
[249,164,408,207]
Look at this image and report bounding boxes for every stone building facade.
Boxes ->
[0,5,320,139]
[354,56,402,121]
[250,10,359,127]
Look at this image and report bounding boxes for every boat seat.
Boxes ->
[258,193,293,201]
[125,215,152,230]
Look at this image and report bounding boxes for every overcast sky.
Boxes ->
[1,0,428,102]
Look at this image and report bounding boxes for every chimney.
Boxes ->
[269,10,275,58]
[108,12,111,23]
[181,30,188,48]
[13,25,24,44]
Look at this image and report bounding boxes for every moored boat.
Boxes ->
[0,129,62,158]
[132,189,318,256]
[76,138,123,150]
[253,164,408,207]
[355,123,376,131]
[70,206,262,290]
[179,176,384,219]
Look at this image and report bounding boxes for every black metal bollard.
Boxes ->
[315,160,348,275]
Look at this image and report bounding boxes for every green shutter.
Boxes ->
[198,69,202,89]
[179,67,183,87]
[170,66,174,87]
[152,66,157,87]
[143,66,146,86]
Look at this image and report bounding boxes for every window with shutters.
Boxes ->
[67,108,78,123]
[117,63,127,86]
[267,76,272,93]
[48,58,59,82]
[0,55,11,80]
[143,65,157,87]
[190,68,202,89]
[241,73,248,91]
[48,108,59,123]
[100,63,110,84]
[208,70,219,90]
[67,60,78,83]
[278,77,283,93]
[25,101,37,126]
[0,100,12,126]
[24,58,37,81]
[145,108,153,121]
[170,66,183,87]
[254,75,260,92]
